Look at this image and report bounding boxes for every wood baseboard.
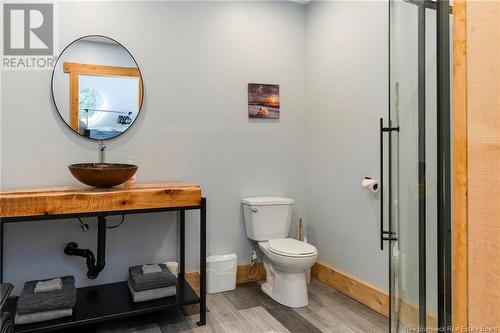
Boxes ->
[185,272,200,291]
[236,262,267,284]
[311,261,389,317]
[185,263,266,292]
[311,261,437,328]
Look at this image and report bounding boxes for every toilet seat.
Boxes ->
[268,238,317,257]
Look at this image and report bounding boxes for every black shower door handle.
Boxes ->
[379,118,398,250]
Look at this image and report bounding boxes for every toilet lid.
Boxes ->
[268,238,317,257]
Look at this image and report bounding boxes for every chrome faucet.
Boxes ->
[99,141,107,163]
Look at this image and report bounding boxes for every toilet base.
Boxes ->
[262,260,309,308]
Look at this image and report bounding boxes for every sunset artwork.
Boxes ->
[248,83,280,119]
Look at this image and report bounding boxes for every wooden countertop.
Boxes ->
[0,183,201,219]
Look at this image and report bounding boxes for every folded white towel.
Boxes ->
[141,264,162,275]
[164,261,179,276]
[34,278,62,294]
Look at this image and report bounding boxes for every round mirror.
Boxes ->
[51,35,144,140]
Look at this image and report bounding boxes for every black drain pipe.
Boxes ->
[64,216,106,279]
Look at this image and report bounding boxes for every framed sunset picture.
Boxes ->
[248,83,280,119]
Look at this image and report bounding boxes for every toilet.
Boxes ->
[242,196,318,308]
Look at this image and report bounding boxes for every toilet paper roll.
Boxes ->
[362,178,379,192]
[163,261,179,276]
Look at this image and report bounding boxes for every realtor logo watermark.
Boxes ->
[2,3,56,69]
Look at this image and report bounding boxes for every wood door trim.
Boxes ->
[63,62,143,132]
[452,0,468,328]
[69,72,79,130]
[63,62,141,77]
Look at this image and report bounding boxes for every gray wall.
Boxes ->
[1,0,392,296]
[1,1,308,294]
[304,1,389,291]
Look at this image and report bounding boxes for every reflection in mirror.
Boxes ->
[52,36,143,140]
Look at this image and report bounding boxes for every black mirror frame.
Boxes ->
[51,34,144,141]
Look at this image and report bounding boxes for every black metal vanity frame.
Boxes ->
[0,198,207,333]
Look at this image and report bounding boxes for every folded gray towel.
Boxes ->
[16,276,76,315]
[14,308,72,325]
[142,264,162,274]
[129,264,176,291]
[34,278,62,294]
[127,280,176,303]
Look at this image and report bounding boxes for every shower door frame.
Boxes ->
[385,0,452,331]
[436,0,452,328]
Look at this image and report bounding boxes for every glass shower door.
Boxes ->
[387,0,438,332]
[385,0,451,331]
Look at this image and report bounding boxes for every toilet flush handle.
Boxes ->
[250,207,258,213]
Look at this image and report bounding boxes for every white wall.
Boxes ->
[79,75,140,131]
[1,1,308,294]
[305,1,389,291]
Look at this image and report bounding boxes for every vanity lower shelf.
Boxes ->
[0,183,207,330]
[5,279,200,333]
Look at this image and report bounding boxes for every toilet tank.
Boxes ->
[242,196,295,241]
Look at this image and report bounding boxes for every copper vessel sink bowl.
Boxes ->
[68,163,138,188]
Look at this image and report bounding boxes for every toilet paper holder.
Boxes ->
[362,177,379,192]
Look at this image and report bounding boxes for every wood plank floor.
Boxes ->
[74,279,388,333]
